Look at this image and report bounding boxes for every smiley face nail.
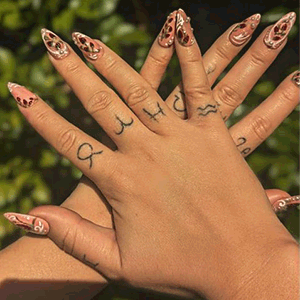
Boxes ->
[7,82,38,108]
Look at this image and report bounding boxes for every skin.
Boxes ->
[1,10,299,299]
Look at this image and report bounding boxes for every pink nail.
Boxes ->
[7,82,38,108]
[291,70,300,87]
[273,195,300,212]
[176,9,195,47]
[158,10,177,48]
[4,212,49,235]
[264,12,296,49]
[72,32,103,60]
[229,13,261,46]
[41,28,69,59]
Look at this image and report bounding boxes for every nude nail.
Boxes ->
[158,10,177,48]
[7,82,38,108]
[72,32,103,60]
[229,13,261,46]
[264,12,296,49]
[273,195,300,212]
[291,70,300,87]
[176,8,195,47]
[41,28,69,59]
[4,212,49,235]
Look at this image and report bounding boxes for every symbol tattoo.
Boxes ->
[83,254,99,269]
[77,143,103,169]
[173,91,187,112]
[215,101,227,120]
[236,137,251,156]
[197,104,217,116]
[143,102,166,121]
[115,115,134,135]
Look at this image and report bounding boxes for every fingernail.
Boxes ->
[7,82,38,108]
[273,195,300,212]
[72,32,103,60]
[41,28,69,59]
[158,10,177,47]
[291,70,300,87]
[176,8,195,47]
[4,212,49,235]
[264,12,296,49]
[229,13,261,46]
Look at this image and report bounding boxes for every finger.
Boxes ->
[174,9,223,125]
[229,71,299,157]
[213,12,296,120]
[140,10,176,90]
[72,33,179,135]
[8,82,116,184]
[4,207,121,279]
[265,190,300,212]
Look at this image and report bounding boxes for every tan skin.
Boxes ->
[1,10,299,299]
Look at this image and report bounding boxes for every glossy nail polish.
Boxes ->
[291,71,300,87]
[41,28,69,59]
[158,10,177,47]
[273,195,300,212]
[4,212,49,235]
[229,13,261,46]
[72,32,103,60]
[264,12,296,49]
[176,9,195,47]
[7,82,38,108]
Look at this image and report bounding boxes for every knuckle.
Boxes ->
[185,85,212,101]
[65,60,80,74]
[126,85,150,107]
[215,85,241,108]
[86,90,113,115]
[249,50,266,67]
[215,45,231,62]
[250,115,272,142]
[57,128,78,154]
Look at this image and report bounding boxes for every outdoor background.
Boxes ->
[0,0,298,299]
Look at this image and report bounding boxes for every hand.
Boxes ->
[4,9,298,299]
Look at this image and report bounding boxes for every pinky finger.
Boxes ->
[229,70,299,157]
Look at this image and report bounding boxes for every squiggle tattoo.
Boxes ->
[77,143,103,169]
[197,104,217,116]
[143,102,166,121]
[115,116,134,135]
[173,91,187,112]
[83,254,99,269]
[236,137,251,156]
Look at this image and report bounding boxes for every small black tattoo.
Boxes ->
[173,91,187,112]
[236,137,251,156]
[83,254,99,269]
[115,115,134,135]
[197,104,217,116]
[143,102,166,121]
[77,143,103,169]
[215,100,227,121]
[241,147,251,156]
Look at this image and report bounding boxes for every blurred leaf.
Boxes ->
[253,81,275,97]
[32,176,51,204]
[261,7,289,23]
[20,197,34,213]
[39,149,59,168]
[0,1,17,17]
[3,11,26,30]
[52,9,75,35]
[0,47,16,97]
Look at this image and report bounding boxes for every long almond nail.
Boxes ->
[72,32,103,60]
[176,9,195,47]
[273,195,300,212]
[291,70,300,87]
[264,12,296,49]
[4,212,49,235]
[229,13,261,46]
[7,82,38,108]
[41,28,69,59]
[158,10,177,47]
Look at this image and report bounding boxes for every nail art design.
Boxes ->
[72,32,103,60]
[3,212,49,235]
[176,9,195,47]
[229,13,261,46]
[264,12,296,49]
[7,82,38,108]
[273,195,300,212]
[291,71,300,87]
[158,11,177,47]
[41,28,69,59]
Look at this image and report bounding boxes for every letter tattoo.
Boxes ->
[173,90,187,112]
[83,254,99,269]
[115,115,134,135]
[77,143,103,169]
[236,137,251,156]
[143,102,166,121]
[197,104,217,116]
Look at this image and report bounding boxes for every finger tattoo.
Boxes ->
[197,104,218,116]
[173,91,187,112]
[83,254,99,269]
[77,143,103,169]
[236,137,251,156]
[115,115,134,135]
[143,102,166,121]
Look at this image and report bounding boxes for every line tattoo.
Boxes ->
[77,143,103,169]
[83,254,99,269]
[143,102,166,121]
[173,90,187,112]
[236,137,251,156]
[197,104,217,116]
[115,115,134,135]
[215,100,227,120]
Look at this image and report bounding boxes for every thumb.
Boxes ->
[3,206,121,279]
